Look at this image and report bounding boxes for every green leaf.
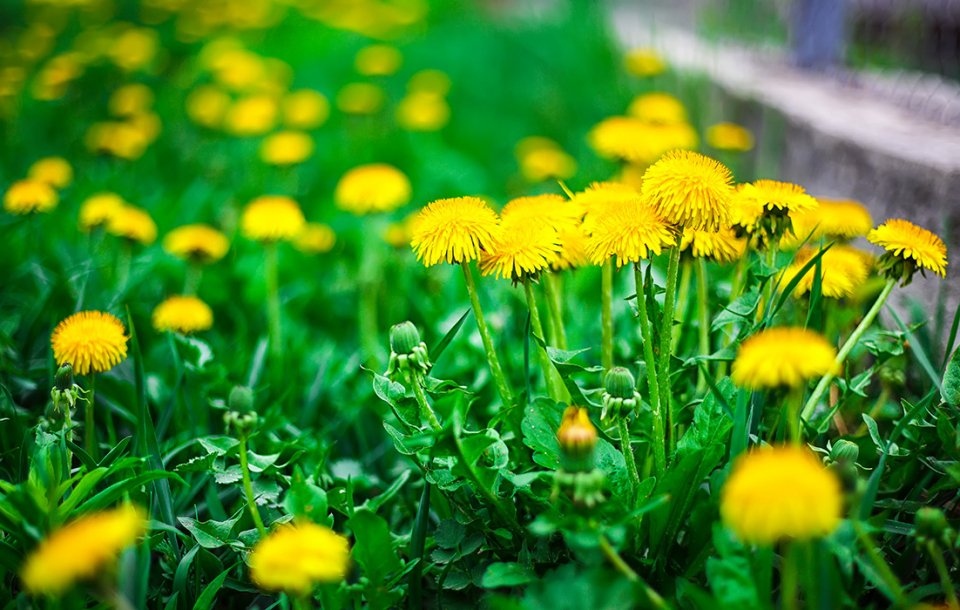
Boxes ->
[941,349,960,407]
[283,468,330,524]
[677,378,735,455]
[481,562,535,588]
[77,471,184,513]
[432,309,470,361]
[347,508,403,584]
[178,511,242,549]
[57,467,109,518]
[192,568,230,610]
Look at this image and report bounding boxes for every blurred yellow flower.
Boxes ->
[501,194,583,235]
[259,130,314,166]
[249,522,350,595]
[572,181,640,211]
[85,121,151,160]
[163,224,230,264]
[31,53,84,101]
[731,327,837,389]
[728,183,764,233]
[642,150,734,231]
[335,163,411,215]
[750,179,818,214]
[557,406,597,455]
[627,92,686,124]
[681,227,746,263]
[781,245,872,299]
[553,224,590,270]
[210,48,266,92]
[282,89,330,130]
[225,94,279,137]
[186,85,232,129]
[20,505,147,595]
[107,205,157,244]
[585,198,674,267]
[152,295,214,334]
[336,82,385,115]
[28,157,73,189]
[51,311,128,375]
[868,219,947,278]
[479,222,560,281]
[295,223,337,254]
[787,198,873,246]
[79,193,126,231]
[515,137,576,182]
[624,47,666,77]
[3,179,58,215]
[721,446,841,544]
[109,83,154,117]
[411,196,501,267]
[396,91,450,131]
[355,44,402,76]
[589,116,697,166]
[706,122,754,152]
[241,195,305,242]
[407,69,451,95]
[108,27,158,72]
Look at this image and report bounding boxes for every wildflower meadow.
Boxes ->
[1,1,958,609]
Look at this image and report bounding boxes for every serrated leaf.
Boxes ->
[177,511,242,549]
[481,562,535,588]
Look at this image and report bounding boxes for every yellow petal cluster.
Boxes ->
[28,157,73,189]
[51,311,129,375]
[249,522,350,595]
[259,130,314,166]
[731,327,837,389]
[241,196,306,242]
[868,219,947,277]
[282,89,330,130]
[706,122,754,152]
[479,221,560,281]
[410,196,501,267]
[106,205,157,245]
[627,92,687,124]
[295,223,337,254]
[681,227,747,263]
[642,150,734,231]
[335,164,411,215]
[163,224,230,264]
[3,179,58,214]
[152,296,214,334]
[782,246,872,299]
[79,193,126,231]
[585,198,674,267]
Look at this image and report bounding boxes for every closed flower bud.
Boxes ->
[55,364,74,392]
[229,385,255,414]
[557,407,597,472]
[389,321,421,355]
[50,364,86,414]
[828,439,859,465]
[916,507,953,546]
[601,367,641,419]
[385,321,431,383]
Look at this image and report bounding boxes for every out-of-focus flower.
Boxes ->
[781,245,872,299]
[79,193,126,231]
[589,116,697,166]
[515,137,576,182]
[225,94,278,137]
[627,92,686,124]
[706,122,754,152]
[186,85,232,129]
[163,224,230,264]
[732,327,837,389]
[52,311,129,375]
[410,196,500,267]
[295,223,336,254]
[109,83,154,117]
[336,82,385,115]
[407,69,451,95]
[241,195,305,242]
[31,53,84,101]
[396,91,449,131]
[642,150,734,231]
[259,130,314,166]
[85,121,151,160]
[335,163,411,215]
[27,157,72,189]
[355,44,402,76]
[249,522,350,595]
[624,47,666,77]
[107,27,158,72]
[3,179,58,215]
[786,198,873,247]
[107,205,157,244]
[501,194,583,235]
[152,296,214,334]
[282,89,330,130]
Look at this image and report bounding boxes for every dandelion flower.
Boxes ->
[186,85,231,129]
[163,224,230,264]
[782,246,872,299]
[225,94,278,137]
[106,206,157,245]
[152,296,213,334]
[249,522,350,595]
[681,227,747,263]
[336,82,385,115]
[20,504,147,595]
[642,150,734,231]
[282,89,330,130]
[295,223,336,254]
[721,446,841,544]
[3,179,58,214]
[731,327,837,390]
[259,130,314,166]
[51,311,128,375]
[408,69,451,95]
[868,218,947,278]
[410,196,500,266]
[553,224,590,270]
[706,122,754,152]
[396,91,450,132]
[589,117,697,165]
[585,198,674,267]
[28,157,73,189]
[109,83,153,117]
[501,194,584,235]
[516,138,576,182]
[624,47,666,77]
[789,198,873,244]
[79,193,125,231]
[750,179,818,214]
[728,183,764,233]
[355,44,402,76]
[479,222,560,281]
[241,196,305,242]
[573,181,640,211]
[627,92,686,124]
[335,164,411,215]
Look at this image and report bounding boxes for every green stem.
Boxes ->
[183,263,202,296]
[601,260,614,371]
[634,263,665,478]
[359,236,382,369]
[782,542,799,610]
[542,272,568,350]
[657,237,682,458]
[928,542,959,610]
[618,415,641,500]
[264,243,282,364]
[116,241,132,293]
[461,262,514,407]
[673,259,692,351]
[85,375,97,460]
[239,437,268,538]
[695,258,711,393]
[411,375,442,431]
[524,278,565,401]
[853,520,907,605]
[598,536,670,609]
[801,279,896,423]
[292,594,312,610]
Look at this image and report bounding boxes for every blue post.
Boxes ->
[791,0,849,70]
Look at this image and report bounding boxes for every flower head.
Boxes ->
[282,89,329,130]
[721,446,842,544]
[782,245,872,299]
[516,138,576,182]
[355,44,402,76]
[152,296,214,334]
[336,82,385,115]
[750,179,818,214]
[396,91,450,132]
[681,227,747,263]
[186,85,231,129]
[706,122,754,152]
[295,223,337,254]
[624,47,666,77]
[784,198,873,248]
[4,179,58,214]
[573,181,640,211]
[728,183,764,234]
[259,130,314,166]
[408,69,452,95]
[585,198,674,267]
[641,150,734,231]
[410,196,500,266]
[553,224,590,270]
[627,92,686,124]
[20,505,147,595]
[109,83,153,117]
[241,196,305,242]
[501,194,584,235]
[52,311,128,375]
[868,218,947,279]
[732,327,837,390]
[557,406,598,470]
[79,193,125,231]
[106,205,157,244]
[249,522,350,595]
[225,94,278,137]
[335,164,411,215]
[163,224,230,264]
[28,156,73,189]
[589,117,697,165]
[479,222,560,281]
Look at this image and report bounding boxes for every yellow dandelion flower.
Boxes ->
[585,198,674,267]
[336,82,385,115]
[128,112,162,143]
[516,139,576,182]
[282,89,330,130]
[383,213,417,249]
[106,205,157,245]
[750,179,819,214]
[85,121,151,160]
[681,227,747,263]
[410,196,501,267]
[553,224,590,270]
[501,194,584,235]
[249,522,350,595]
[782,245,872,299]
[241,196,305,242]
[641,150,734,231]
[729,183,764,233]
[109,83,154,117]
[573,181,640,211]
[787,198,873,248]
[589,116,697,165]
[186,85,231,130]
[407,69,451,95]
[28,157,73,189]
[868,218,947,278]
[731,327,837,389]
[225,94,278,137]
[152,296,213,334]
[3,179,58,214]
[51,311,128,375]
[20,505,147,596]
[556,406,597,456]
[108,27,157,72]
[163,224,230,264]
[210,48,266,92]
[627,92,687,124]
[295,223,336,254]
[335,164,411,215]
[624,47,666,77]
[479,222,560,281]
[706,122,754,152]
[396,91,450,132]
[355,44,402,76]
[79,193,125,231]
[721,446,842,544]
[259,130,314,166]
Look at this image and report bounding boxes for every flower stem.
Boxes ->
[524,278,565,401]
[264,242,283,364]
[673,259,692,351]
[85,375,97,460]
[801,278,896,424]
[853,520,907,605]
[601,260,614,371]
[292,594,312,610]
[782,542,799,610]
[411,375,442,432]
[634,263,665,478]
[927,541,959,610]
[618,414,641,501]
[183,263,202,296]
[239,437,268,538]
[461,262,513,407]
[598,535,670,609]
[695,258,711,393]
[116,241,132,293]
[656,237,682,457]
[542,272,568,350]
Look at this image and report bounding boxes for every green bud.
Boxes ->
[829,439,859,464]
[229,386,254,414]
[916,507,952,545]
[604,367,636,399]
[389,321,421,355]
[224,409,259,439]
[385,321,431,383]
[55,364,74,392]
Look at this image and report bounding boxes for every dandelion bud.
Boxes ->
[50,364,86,414]
[557,407,597,472]
[55,364,74,392]
[389,321,421,355]
[828,439,859,465]
[229,385,255,414]
[916,507,954,547]
[385,321,431,383]
[225,410,259,439]
[601,367,641,419]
